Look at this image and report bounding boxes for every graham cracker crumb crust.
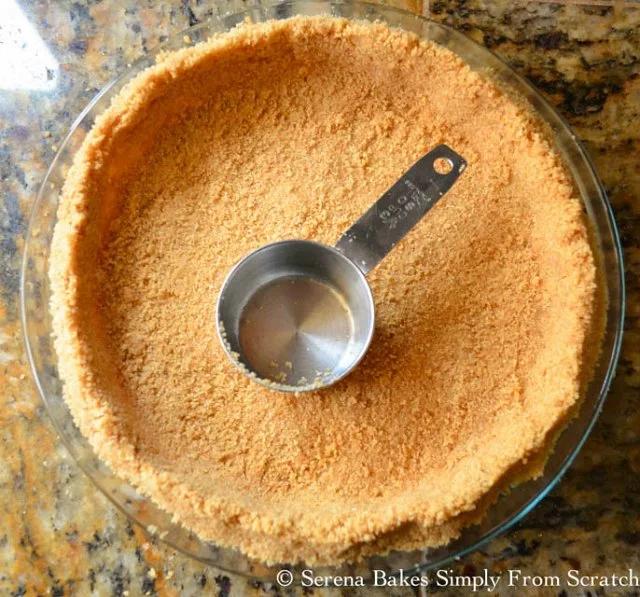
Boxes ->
[50,16,602,565]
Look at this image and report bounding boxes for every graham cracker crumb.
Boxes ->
[49,16,601,566]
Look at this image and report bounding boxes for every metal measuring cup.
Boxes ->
[216,145,466,392]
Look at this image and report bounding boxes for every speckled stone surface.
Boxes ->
[1,1,639,595]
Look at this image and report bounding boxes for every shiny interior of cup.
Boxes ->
[218,240,375,392]
[20,0,624,584]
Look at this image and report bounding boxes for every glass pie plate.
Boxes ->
[21,0,625,585]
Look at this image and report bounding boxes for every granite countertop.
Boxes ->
[1,0,638,595]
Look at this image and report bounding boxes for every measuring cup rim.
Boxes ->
[215,238,376,393]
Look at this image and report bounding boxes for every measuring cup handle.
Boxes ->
[335,145,466,275]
